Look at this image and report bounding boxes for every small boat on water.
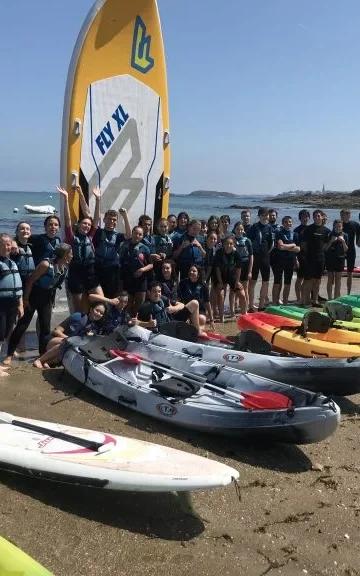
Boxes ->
[24,204,57,215]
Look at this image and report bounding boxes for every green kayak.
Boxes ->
[333,295,360,317]
[0,536,53,576]
[266,305,360,332]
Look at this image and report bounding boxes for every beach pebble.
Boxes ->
[311,462,324,471]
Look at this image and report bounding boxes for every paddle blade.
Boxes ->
[240,390,293,410]
[200,331,233,344]
[109,349,141,364]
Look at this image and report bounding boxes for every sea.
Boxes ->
[0,189,357,236]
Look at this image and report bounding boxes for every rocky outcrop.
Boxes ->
[267,190,360,208]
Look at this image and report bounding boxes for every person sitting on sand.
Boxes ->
[177,264,215,331]
[33,301,107,369]
[88,291,133,333]
[136,281,203,334]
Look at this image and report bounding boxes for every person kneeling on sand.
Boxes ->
[136,281,203,334]
[33,301,106,369]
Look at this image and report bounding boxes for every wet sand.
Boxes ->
[1,278,360,576]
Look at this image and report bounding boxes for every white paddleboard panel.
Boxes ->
[0,414,239,492]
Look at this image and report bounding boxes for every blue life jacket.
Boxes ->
[176,234,204,269]
[204,246,217,269]
[95,229,123,268]
[35,259,67,291]
[0,258,23,299]
[142,234,154,250]
[103,307,131,333]
[153,234,173,257]
[274,228,296,261]
[160,279,177,303]
[248,223,272,256]
[12,243,35,280]
[148,299,171,326]
[234,236,250,262]
[327,232,348,260]
[178,279,202,303]
[119,241,149,272]
[72,234,95,265]
[33,235,61,264]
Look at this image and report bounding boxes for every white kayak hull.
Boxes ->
[62,334,340,444]
[0,412,239,491]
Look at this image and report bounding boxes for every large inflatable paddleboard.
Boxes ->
[0,535,52,576]
[0,412,238,492]
[61,0,170,226]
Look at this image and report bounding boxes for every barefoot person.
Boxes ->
[137,281,203,334]
[33,301,106,368]
[4,243,73,363]
[247,208,273,311]
[340,209,360,295]
[325,220,348,300]
[271,216,300,305]
[213,236,246,320]
[0,234,24,363]
[302,210,330,306]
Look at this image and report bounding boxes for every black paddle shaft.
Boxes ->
[149,359,221,384]
[12,419,105,452]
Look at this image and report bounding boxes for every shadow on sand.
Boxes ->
[43,368,313,475]
[332,395,360,416]
[0,470,205,540]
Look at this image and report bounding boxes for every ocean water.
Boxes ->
[0,191,59,236]
[0,190,357,235]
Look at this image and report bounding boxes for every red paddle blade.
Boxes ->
[109,349,141,364]
[200,331,233,344]
[240,390,293,410]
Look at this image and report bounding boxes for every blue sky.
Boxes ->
[0,0,359,195]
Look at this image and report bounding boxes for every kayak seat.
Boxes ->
[233,331,272,354]
[78,332,129,363]
[299,311,331,335]
[150,378,200,399]
[324,301,353,321]
[158,321,199,342]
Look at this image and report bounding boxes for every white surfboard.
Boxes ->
[61,0,170,226]
[0,412,239,492]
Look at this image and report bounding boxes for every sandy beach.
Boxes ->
[1,278,360,576]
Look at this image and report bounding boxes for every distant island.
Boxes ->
[172,190,239,198]
[267,189,360,209]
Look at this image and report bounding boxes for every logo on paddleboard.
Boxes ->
[131,16,154,74]
[223,353,244,363]
[157,404,177,417]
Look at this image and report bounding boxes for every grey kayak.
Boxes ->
[62,332,340,444]
[126,326,360,396]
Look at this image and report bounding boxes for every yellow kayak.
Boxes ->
[238,313,360,358]
[0,536,53,576]
[249,311,360,345]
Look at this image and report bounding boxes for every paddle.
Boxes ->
[199,331,233,345]
[109,350,293,410]
[0,412,113,453]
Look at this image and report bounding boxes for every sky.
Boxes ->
[0,0,359,195]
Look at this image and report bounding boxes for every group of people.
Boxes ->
[0,185,359,376]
